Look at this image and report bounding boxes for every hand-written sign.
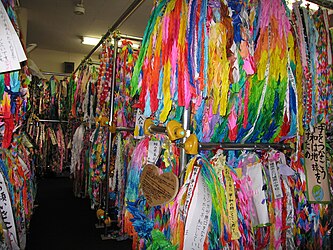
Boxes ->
[0,173,20,250]
[140,164,179,206]
[268,161,283,199]
[147,140,161,164]
[224,167,241,240]
[182,165,201,222]
[305,124,330,202]
[134,109,145,139]
[0,2,26,73]
[184,172,212,250]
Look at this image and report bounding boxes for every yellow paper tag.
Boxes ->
[235,168,242,179]
[224,167,241,240]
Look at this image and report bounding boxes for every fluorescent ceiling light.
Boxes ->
[82,36,141,49]
[82,37,100,46]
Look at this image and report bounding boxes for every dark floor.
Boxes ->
[26,175,132,250]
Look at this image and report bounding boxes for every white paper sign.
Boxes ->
[184,173,212,250]
[147,140,161,164]
[304,124,330,202]
[268,162,283,199]
[134,109,145,139]
[0,2,26,73]
[0,172,20,250]
[247,163,269,227]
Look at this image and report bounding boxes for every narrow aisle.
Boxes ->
[26,176,132,250]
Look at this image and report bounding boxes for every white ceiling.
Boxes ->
[20,0,153,54]
[18,0,333,57]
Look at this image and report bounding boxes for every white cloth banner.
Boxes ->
[0,172,20,249]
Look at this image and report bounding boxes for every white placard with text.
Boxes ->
[0,2,26,73]
[134,109,145,139]
[147,140,161,164]
[184,173,212,250]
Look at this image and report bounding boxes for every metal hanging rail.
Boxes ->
[73,0,146,74]
[148,125,167,134]
[116,126,135,132]
[33,119,69,123]
[199,142,291,151]
[41,71,71,77]
[119,34,143,42]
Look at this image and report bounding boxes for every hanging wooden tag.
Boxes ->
[140,164,178,206]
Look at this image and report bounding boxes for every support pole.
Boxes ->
[73,0,145,74]
[179,107,190,185]
[101,33,120,240]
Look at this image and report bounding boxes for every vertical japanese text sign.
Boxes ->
[304,124,330,202]
[0,172,19,249]
[134,109,145,139]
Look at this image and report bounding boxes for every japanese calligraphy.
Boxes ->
[147,140,161,164]
[224,167,241,240]
[0,2,26,73]
[140,164,178,206]
[182,165,201,222]
[268,161,283,199]
[134,109,145,139]
[0,173,19,249]
[305,124,330,202]
[184,173,212,250]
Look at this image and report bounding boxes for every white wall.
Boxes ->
[28,48,99,74]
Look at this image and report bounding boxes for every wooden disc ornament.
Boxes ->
[140,164,179,206]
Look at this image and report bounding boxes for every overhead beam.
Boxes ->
[307,0,333,9]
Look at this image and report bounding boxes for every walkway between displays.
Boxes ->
[26,174,132,250]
